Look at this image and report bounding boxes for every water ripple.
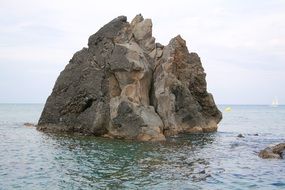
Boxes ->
[1,105,285,189]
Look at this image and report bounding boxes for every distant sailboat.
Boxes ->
[271,97,279,107]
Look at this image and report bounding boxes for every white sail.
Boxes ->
[271,97,279,107]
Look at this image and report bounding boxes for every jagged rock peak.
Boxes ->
[37,14,222,141]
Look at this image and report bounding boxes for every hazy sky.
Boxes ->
[1,0,285,104]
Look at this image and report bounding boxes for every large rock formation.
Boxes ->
[37,14,222,141]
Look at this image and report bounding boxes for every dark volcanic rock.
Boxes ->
[237,134,245,138]
[37,14,222,141]
[152,35,222,136]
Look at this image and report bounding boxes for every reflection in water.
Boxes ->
[1,105,285,189]
[42,133,216,189]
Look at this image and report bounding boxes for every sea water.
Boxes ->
[0,104,284,189]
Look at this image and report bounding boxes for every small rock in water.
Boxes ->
[259,143,285,159]
[281,151,285,159]
[248,133,259,136]
[23,123,36,127]
[230,142,240,148]
[237,134,245,138]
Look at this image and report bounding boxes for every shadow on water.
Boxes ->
[40,132,217,189]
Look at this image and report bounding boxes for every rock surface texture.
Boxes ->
[37,15,222,141]
[259,143,285,159]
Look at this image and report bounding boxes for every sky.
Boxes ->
[0,0,285,104]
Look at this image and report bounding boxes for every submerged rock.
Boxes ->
[37,14,222,141]
[259,143,285,159]
[237,134,245,138]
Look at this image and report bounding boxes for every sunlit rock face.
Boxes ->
[37,14,222,141]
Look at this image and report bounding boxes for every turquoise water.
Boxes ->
[0,104,285,189]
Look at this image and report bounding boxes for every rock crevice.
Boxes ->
[37,14,222,141]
